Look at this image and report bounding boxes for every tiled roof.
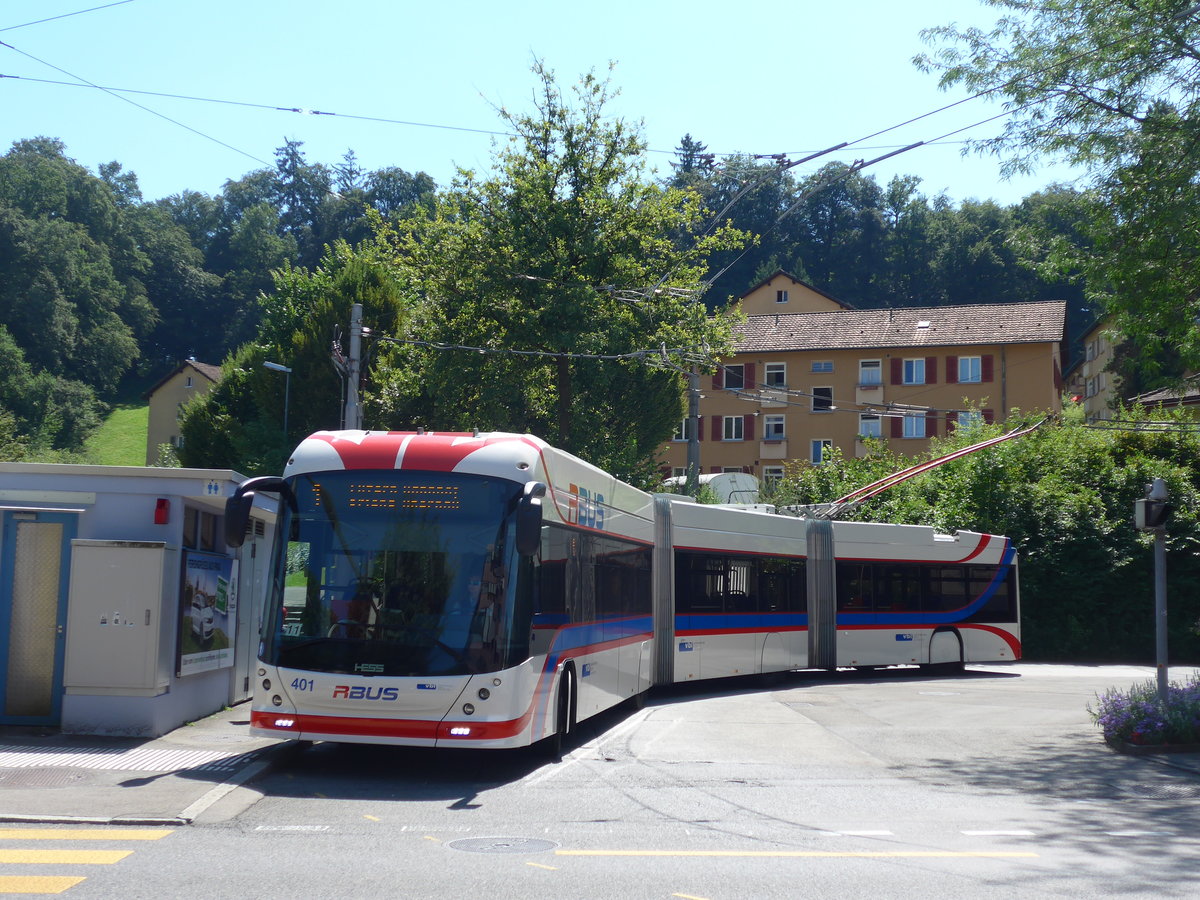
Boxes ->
[734,300,1067,352]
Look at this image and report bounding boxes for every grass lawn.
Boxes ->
[85,403,149,466]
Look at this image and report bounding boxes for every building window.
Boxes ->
[723,364,745,390]
[956,411,983,430]
[903,358,926,385]
[671,467,687,479]
[762,465,784,485]
[764,363,787,387]
[812,387,833,412]
[859,359,882,386]
[673,418,696,442]
[722,416,744,441]
[810,439,832,463]
[185,376,194,388]
[859,414,881,439]
[763,415,785,440]
[902,414,926,438]
[811,360,833,373]
[776,290,789,304]
[958,356,982,384]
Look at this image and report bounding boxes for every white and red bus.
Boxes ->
[226,430,1019,752]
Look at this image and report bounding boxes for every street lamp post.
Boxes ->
[263,361,292,440]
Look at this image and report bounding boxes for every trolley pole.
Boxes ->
[345,303,363,431]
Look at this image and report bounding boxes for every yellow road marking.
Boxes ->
[556,850,1039,859]
[673,894,710,900]
[0,850,131,864]
[526,861,558,870]
[0,829,172,842]
[364,815,381,822]
[0,875,86,894]
[423,836,441,843]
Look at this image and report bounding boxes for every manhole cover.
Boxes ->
[447,837,558,854]
[0,768,87,788]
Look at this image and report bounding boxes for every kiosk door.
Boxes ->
[0,511,76,725]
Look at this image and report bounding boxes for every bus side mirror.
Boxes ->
[225,476,292,548]
[515,481,546,556]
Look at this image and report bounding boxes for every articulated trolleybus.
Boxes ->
[225,430,1020,751]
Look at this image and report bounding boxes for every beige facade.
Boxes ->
[662,274,1066,484]
[1065,317,1119,422]
[144,360,222,464]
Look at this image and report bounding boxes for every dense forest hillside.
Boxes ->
[0,132,1093,461]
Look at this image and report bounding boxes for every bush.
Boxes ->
[1088,674,1200,746]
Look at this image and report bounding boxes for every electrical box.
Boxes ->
[64,540,177,696]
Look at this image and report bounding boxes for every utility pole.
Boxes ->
[686,367,701,497]
[345,303,363,431]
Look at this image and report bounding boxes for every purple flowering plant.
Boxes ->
[1088,674,1200,746]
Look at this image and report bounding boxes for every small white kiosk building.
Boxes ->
[0,463,277,736]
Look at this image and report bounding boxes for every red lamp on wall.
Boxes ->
[154,498,170,525]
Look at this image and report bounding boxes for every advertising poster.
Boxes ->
[178,550,236,676]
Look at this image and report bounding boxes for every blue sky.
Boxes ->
[0,0,1085,205]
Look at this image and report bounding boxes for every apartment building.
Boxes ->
[1065,317,1119,422]
[662,273,1067,484]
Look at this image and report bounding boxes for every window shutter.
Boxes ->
[890,358,903,385]
[927,409,937,436]
[744,363,756,391]
[890,416,903,438]
[710,466,722,474]
[712,416,722,441]
[925,357,937,384]
[946,356,958,384]
[697,416,704,441]
[983,408,995,424]
[982,354,994,383]
[712,368,724,390]
[744,414,755,440]
[947,412,958,431]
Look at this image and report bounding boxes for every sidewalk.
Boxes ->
[0,702,296,826]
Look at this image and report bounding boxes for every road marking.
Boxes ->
[364,815,381,822]
[526,861,557,870]
[556,850,1038,859]
[0,850,131,864]
[0,875,85,894]
[838,831,894,836]
[0,746,256,773]
[673,893,710,900]
[961,830,1036,837]
[0,829,172,841]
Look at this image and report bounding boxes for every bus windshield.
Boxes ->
[262,470,534,677]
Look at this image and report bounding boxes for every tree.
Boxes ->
[916,0,1200,380]
[386,62,745,479]
[178,240,413,473]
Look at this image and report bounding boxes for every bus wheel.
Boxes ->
[542,669,574,761]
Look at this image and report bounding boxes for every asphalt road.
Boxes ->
[23,663,1200,899]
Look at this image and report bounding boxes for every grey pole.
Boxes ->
[345,303,363,431]
[1149,477,1169,707]
[686,367,701,497]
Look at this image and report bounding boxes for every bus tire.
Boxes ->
[543,667,574,761]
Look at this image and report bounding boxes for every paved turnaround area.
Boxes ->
[0,663,1197,830]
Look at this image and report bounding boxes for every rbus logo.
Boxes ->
[333,685,400,701]
[567,483,605,529]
